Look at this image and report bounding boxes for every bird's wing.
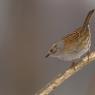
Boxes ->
[63,27,82,42]
[63,27,82,53]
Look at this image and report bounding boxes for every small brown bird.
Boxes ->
[46,9,95,66]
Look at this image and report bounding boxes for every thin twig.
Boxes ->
[35,51,95,95]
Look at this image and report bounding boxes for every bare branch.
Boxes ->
[35,51,95,95]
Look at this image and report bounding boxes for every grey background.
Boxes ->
[0,0,95,95]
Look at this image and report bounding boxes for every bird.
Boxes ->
[45,9,95,67]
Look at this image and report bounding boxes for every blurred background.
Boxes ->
[0,0,95,95]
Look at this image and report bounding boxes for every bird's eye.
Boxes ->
[50,47,57,54]
[50,49,53,53]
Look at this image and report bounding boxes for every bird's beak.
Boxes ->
[45,53,50,58]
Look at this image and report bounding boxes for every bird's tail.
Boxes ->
[83,9,95,27]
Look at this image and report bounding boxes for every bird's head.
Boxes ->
[45,41,64,58]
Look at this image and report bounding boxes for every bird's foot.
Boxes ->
[69,62,77,70]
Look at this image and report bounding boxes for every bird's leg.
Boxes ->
[70,62,76,68]
[87,49,90,63]
[68,61,76,70]
[69,59,80,70]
